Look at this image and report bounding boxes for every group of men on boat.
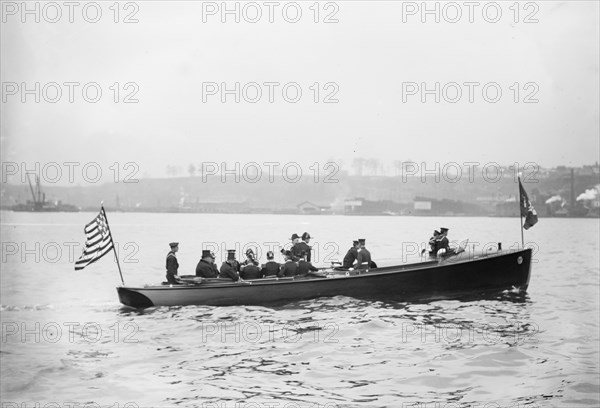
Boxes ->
[164,232,377,284]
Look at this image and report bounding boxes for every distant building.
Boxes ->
[183,198,249,213]
[297,201,331,214]
[344,197,403,215]
[413,196,486,216]
[413,201,432,211]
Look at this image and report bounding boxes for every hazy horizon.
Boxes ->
[2,1,599,179]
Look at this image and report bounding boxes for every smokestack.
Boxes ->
[570,168,575,211]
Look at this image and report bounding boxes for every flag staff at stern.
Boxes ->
[518,175,538,247]
[74,203,125,285]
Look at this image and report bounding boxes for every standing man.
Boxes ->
[165,242,180,284]
[196,250,218,278]
[342,240,360,269]
[219,249,241,281]
[295,232,312,262]
[356,238,372,269]
[290,233,302,261]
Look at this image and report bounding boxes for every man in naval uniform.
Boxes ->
[342,240,360,269]
[240,248,261,280]
[290,233,303,261]
[279,250,299,277]
[428,230,441,256]
[165,242,180,284]
[196,249,219,278]
[297,250,319,276]
[261,251,280,277]
[219,249,241,281]
[436,227,454,256]
[356,238,372,269]
[295,232,312,262]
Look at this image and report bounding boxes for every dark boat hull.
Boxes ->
[117,248,532,308]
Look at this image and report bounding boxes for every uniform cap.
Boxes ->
[358,238,366,244]
[352,240,359,245]
[227,249,236,260]
[169,242,179,248]
[201,249,215,259]
[440,228,449,233]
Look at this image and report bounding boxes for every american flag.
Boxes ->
[75,207,115,270]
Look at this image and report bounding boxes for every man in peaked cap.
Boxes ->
[219,249,241,281]
[294,232,312,262]
[165,242,180,284]
[436,227,454,256]
[356,238,372,269]
[342,240,360,269]
[196,249,218,278]
[289,233,302,261]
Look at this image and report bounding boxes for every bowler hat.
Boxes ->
[291,233,300,240]
[201,249,214,259]
[301,232,311,240]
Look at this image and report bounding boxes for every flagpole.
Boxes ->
[518,176,525,249]
[101,203,125,286]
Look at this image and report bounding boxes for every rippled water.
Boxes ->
[1,212,598,407]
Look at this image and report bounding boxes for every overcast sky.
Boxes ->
[2,1,599,181]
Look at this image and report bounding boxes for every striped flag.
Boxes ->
[75,207,115,270]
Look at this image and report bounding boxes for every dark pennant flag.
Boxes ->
[75,207,114,270]
[519,178,538,230]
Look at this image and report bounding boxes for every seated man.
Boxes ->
[342,240,360,269]
[297,250,319,276]
[436,227,456,256]
[279,250,299,277]
[261,251,280,277]
[196,250,218,278]
[219,249,241,281]
[240,248,261,280]
[428,230,441,256]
